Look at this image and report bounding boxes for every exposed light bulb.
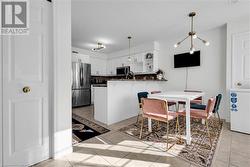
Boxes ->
[128,56,132,62]
[190,47,195,54]
[205,41,210,46]
[193,34,197,39]
[174,42,181,48]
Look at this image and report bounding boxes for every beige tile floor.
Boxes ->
[34,106,250,167]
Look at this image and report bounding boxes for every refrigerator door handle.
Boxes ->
[80,65,83,87]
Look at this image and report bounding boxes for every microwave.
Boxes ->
[116,66,130,75]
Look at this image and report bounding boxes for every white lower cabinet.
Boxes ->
[94,87,108,124]
[91,86,94,104]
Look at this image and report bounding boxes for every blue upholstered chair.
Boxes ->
[137,92,149,123]
[191,94,222,121]
[213,94,222,121]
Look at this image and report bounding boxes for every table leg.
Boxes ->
[185,99,191,145]
[148,118,152,132]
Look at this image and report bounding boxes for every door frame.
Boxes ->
[0,0,72,166]
[1,28,3,167]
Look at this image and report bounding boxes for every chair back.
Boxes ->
[151,91,161,94]
[141,98,168,116]
[213,94,222,113]
[137,92,149,104]
[205,97,216,116]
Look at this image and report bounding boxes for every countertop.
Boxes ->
[91,72,158,77]
[92,84,107,87]
[92,79,167,87]
[108,79,167,81]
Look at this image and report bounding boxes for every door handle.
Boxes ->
[237,82,242,86]
[23,86,31,93]
[80,67,83,87]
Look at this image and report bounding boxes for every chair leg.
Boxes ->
[139,117,144,139]
[205,119,212,147]
[166,121,169,150]
[176,116,181,140]
[217,112,221,122]
[183,116,186,134]
[136,113,140,124]
[175,117,178,133]
[136,108,142,124]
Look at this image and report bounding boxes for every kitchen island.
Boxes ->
[93,80,167,125]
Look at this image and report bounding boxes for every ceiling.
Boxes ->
[72,0,250,53]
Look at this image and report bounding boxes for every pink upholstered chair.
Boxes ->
[140,98,180,150]
[178,97,216,146]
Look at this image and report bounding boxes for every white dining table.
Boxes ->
[148,91,205,145]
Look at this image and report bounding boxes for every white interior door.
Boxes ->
[2,0,51,166]
[232,31,250,89]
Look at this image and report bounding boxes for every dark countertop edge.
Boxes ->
[108,79,168,81]
[92,86,107,87]
[91,73,158,77]
[92,79,167,87]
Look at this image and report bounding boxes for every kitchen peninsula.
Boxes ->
[93,75,167,125]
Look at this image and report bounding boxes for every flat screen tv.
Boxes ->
[174,51,200,68]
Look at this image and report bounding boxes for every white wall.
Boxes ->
[53,0,72,158]
[107,41,159,59]
[72,47,107,59]
[72,53,90,63]
[157,26,228,121]
[72,47,108,75]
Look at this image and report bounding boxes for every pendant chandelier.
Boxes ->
[174,12,209,54]
[128,36,132,62]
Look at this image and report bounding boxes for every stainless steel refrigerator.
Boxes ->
[72,62,91,107]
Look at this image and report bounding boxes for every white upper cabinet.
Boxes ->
[90,57,107,75]
[106,50,159,74]
[106,42,160,74]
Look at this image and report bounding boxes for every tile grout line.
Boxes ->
[228,130,233,167]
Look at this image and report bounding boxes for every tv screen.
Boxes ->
[174,51,200,68]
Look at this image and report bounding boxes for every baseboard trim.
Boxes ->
[52,146,73,159]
